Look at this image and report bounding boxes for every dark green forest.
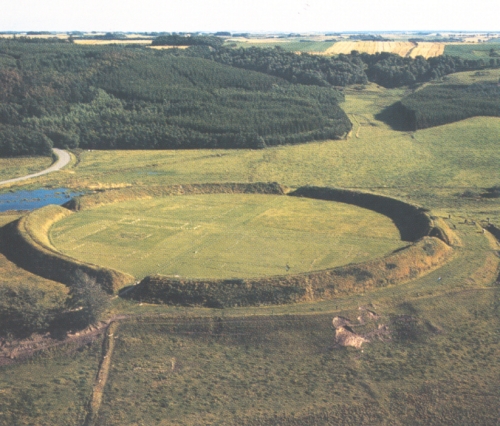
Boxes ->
[0,37,498,157]
[0,40,352,156]
[151,34,223,48]
[392,83,500,130]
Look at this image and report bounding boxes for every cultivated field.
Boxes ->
[73,39,151,45]
[408,41,445,58]
[323,41,444,58]
[148,45,190,50]
[50,194,404,279]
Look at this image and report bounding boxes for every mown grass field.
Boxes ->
[50,194,404,279]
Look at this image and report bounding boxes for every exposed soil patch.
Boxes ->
[0,316,125,367]
[332,307,390,348]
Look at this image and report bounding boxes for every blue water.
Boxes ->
[0,188,83,212]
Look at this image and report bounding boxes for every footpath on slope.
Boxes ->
[0,148,71,186]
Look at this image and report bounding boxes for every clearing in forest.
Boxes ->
[50,194,404,279]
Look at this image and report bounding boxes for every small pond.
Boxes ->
[0,188,83,212]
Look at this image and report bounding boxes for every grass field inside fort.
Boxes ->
[50,194,404,279]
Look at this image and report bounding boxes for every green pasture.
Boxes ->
[50,194,404,279]
[26,83,498,200]
[440,68,500,84]
[0,156,52,183]
[227,40,335,52]
[444,42,500,60]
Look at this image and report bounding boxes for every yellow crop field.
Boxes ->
[325,41,414,56]
[324,41,444,58]
[148,45,190,50]
[409,42,445,58]
[73,39,151,45]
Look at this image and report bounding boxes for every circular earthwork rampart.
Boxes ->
[2,183,457,304]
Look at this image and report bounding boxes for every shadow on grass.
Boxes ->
[375,102,413,131]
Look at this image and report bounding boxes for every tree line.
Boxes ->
[391,82,500,130]
[161,40,496,89]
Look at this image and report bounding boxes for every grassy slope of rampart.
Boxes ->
[289,186,432,242]
[64,182,286,211]
[2,205,134,293]
[127,236,452,308]
[1,183,285,294]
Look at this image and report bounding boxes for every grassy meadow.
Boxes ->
[28,83,499,198]
[0,156,53,183]
[0,337,103,426]
[97,288,500,425]
[444,42,500,60]
[50,194,404,279]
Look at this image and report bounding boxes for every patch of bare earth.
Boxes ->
[332,306,391,349]
[0,316,126,366]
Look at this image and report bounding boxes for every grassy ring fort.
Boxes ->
[3,182,458,307]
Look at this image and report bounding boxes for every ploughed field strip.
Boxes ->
[50,194,405,280]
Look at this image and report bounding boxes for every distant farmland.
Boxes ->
[324,41,444,58]
[73,39,151,45]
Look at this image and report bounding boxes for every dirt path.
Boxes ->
[84,322,118,426]
[0,148,71,186]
